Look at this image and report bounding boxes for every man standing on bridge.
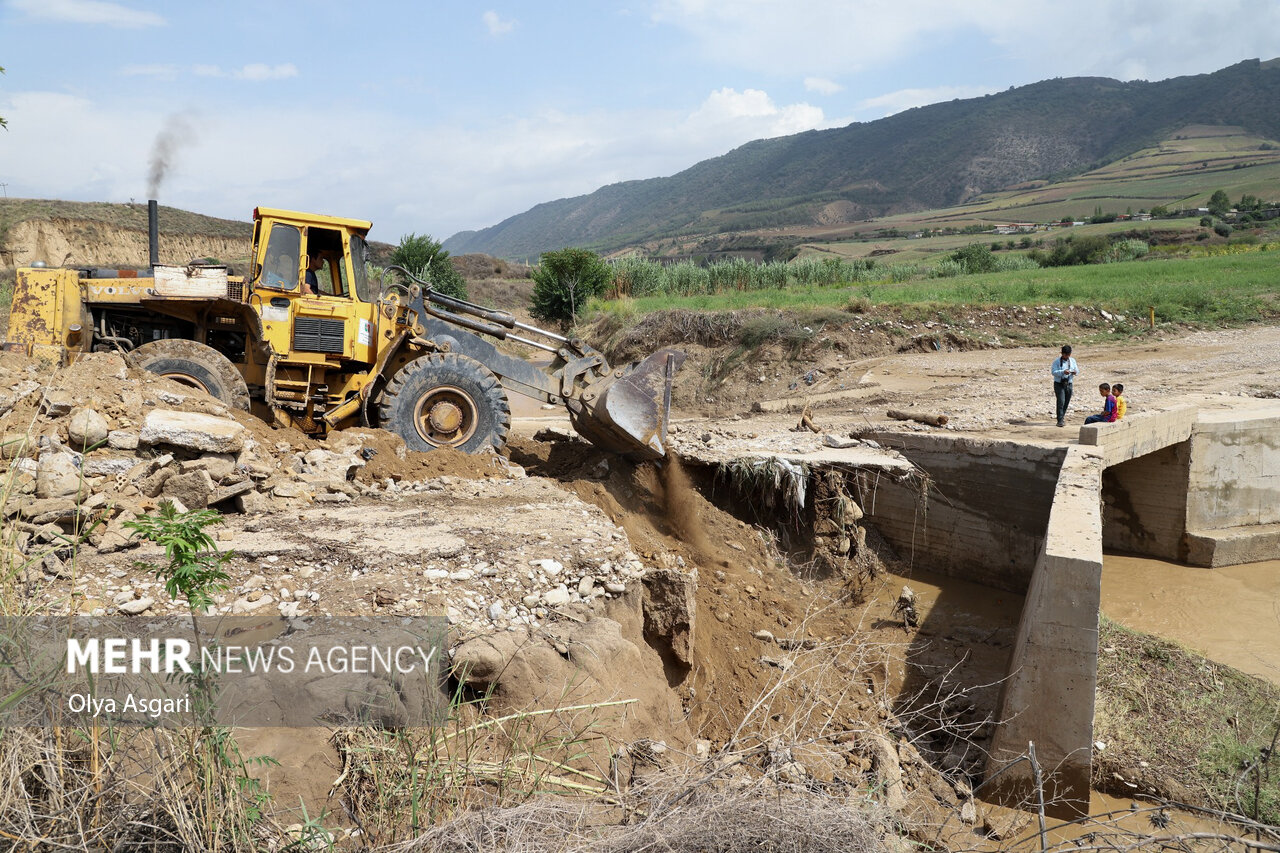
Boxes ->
[1052,344,1079,427]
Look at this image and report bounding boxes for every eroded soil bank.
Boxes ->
[4,322,1280,848]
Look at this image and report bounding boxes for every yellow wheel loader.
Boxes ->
[3,203,682,459]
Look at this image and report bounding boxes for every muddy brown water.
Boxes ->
[878,559,1273,846]
[1101,555,1280,685]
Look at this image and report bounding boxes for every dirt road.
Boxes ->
[616,325,1279,450]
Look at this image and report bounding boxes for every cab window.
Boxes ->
[350,235,371,302]
[260,224,302,291]
[303,227,348,298]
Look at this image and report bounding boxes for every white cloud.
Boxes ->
[686,88,826,140]
[804,76,843,95]
[10,0,163,28]
[648,0,1280,83]
[0,83,837,242]
[858,85,998,118]
[121,64,179,79]
[191,64,298,81]
[482,10,516,36]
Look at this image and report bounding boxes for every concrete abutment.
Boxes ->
[825,403,1280,818]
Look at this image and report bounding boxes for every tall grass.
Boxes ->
[598,251,1279,328]
[609,256,878,299]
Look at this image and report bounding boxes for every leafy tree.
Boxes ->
[391,232,466,299]
[1207,189,1231,215]
[531,248,613,325]
[1150,205,1169,218]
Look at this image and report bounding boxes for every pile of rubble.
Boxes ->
[1,351,424,552]
[0,351,665,642]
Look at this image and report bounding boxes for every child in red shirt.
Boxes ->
[1084,383,1118,424]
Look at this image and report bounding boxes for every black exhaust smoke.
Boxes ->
[148,199,159,270]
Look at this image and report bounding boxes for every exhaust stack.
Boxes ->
[148,199,159,270]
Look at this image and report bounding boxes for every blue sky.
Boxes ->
[2,1,1277,244]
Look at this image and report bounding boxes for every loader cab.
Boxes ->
[249,207,378,367]
[251,208,372,303]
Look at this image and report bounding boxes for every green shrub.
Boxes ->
[949,242,998,274]
[531,248,614,324]
[392,233,467,300]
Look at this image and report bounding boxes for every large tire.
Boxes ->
[132,339,251,410]
[377,353,511,453]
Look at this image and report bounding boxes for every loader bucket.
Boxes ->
[571,348,685,460]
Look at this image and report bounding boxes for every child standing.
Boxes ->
[1084,383,1118,425]
[1113,383,1126,419]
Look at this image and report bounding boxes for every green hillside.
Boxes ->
[444,59,1280,259]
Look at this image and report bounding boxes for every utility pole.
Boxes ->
[0,183,7,198]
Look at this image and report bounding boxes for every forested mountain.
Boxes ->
[444,59,1280,258]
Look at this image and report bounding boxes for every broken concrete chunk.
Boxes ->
[235,490,271,514]
[0,380,41,417]
[95,509,139,554]
[107,430,140,450]
[208,480,254,506]
[40,389,74,417]
[140,409,245,453]
[180,453,238,483]
[10,496,76,520]
[271,482,305,499]
[83,456,137,478]
[139,467,175,498]
[35,451,82,499]
[162,470,215,509]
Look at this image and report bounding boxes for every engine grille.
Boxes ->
[226,280,244,301]
[293,317,345,353]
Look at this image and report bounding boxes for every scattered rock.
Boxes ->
[543,585,571,607]
[162,470,215,510]
[118,596,155,615]
[68,408,110,450]
[641,567,697,666]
